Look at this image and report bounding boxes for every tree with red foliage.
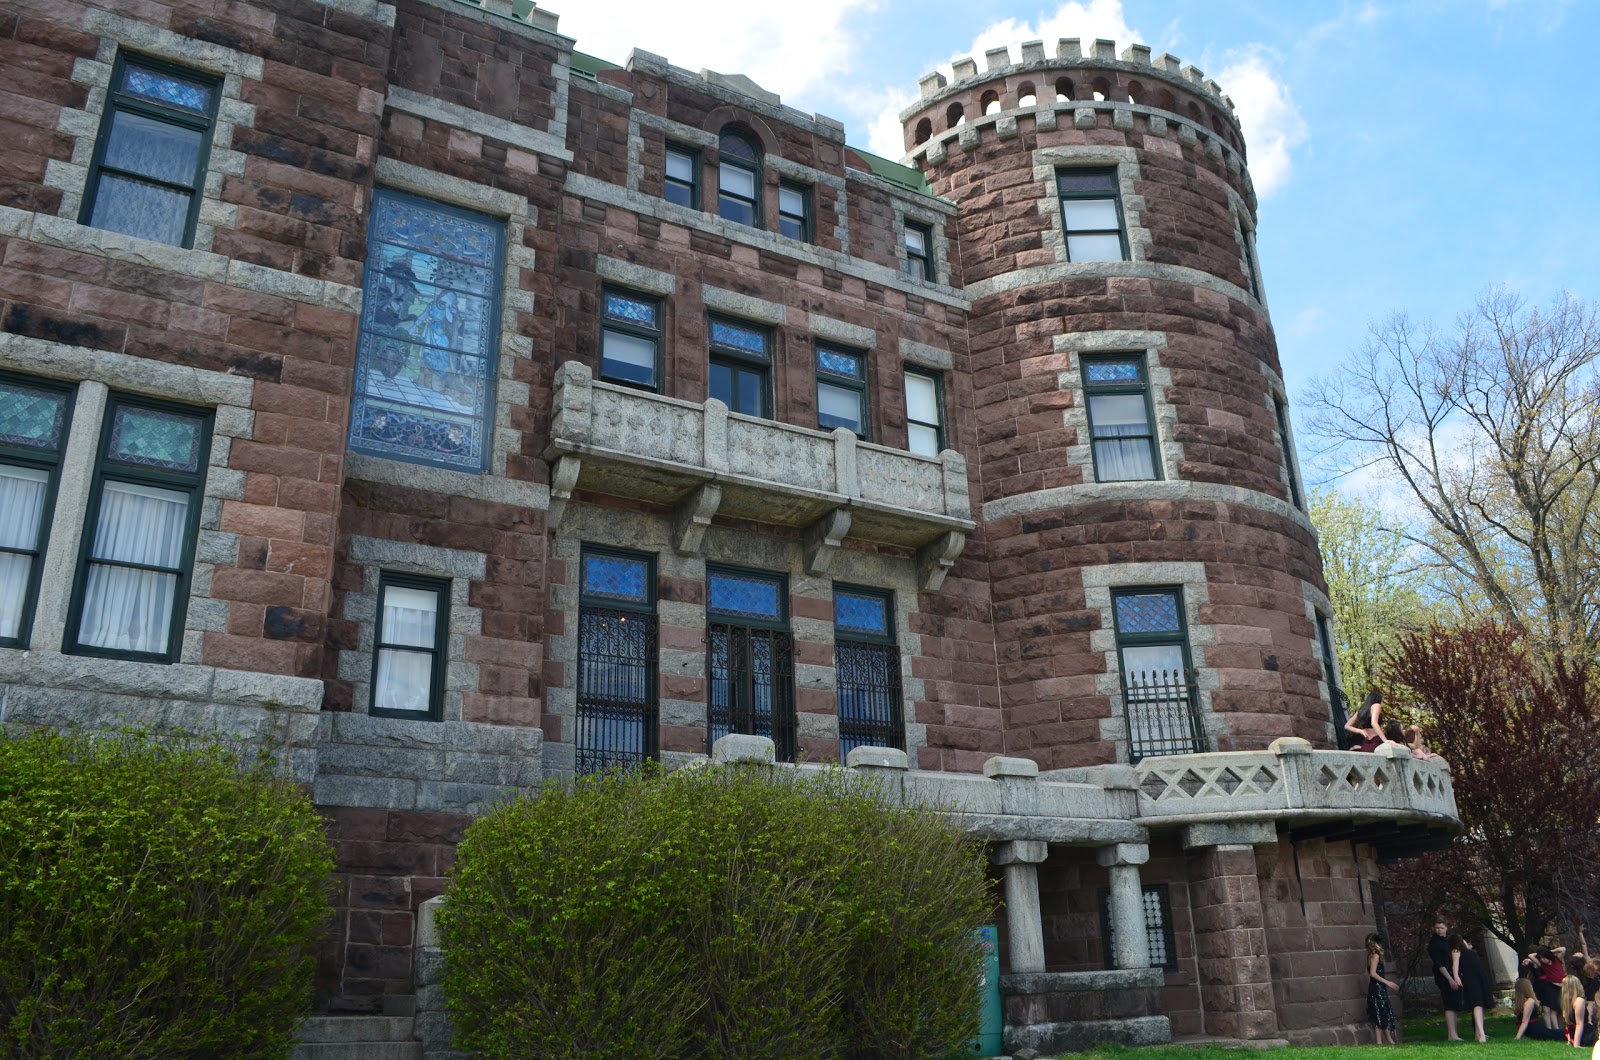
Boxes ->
[1381,622,1600,958]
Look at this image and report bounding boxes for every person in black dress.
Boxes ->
[1366,934,1400,1044]
[1429,922,1464,1041]
[1451,934,1494,1042]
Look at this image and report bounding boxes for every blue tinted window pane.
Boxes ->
[88,172,190,246]
[603,292,658,329]
[709,361,734,407]
[710,320,767,358]
[817,349,861,379]
[835,590,889,635]
[104,111,203,184]
[718,194,756,227]
[0,382,69,451]
[583,553,650,603]
[350,192,502,471]
[666,150,696,183]
[736,369,763,416]
[122,64,214,114]
[107,404,202,472]
[708,571,782,620]
[1115,592,1182,635]
[1084,359,1142,384]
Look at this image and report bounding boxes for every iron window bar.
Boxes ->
[1120,667,1206,763]
[575,606,659,776]
[708,622,797,762]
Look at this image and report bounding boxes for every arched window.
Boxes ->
[914,117,933,144]
[980,90,1001,115]
[945,102,964,129]
[1055,76,1074,102]
[1017,82,1037,107]
[717,127,761,227]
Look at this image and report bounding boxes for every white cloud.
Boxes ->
[555,0,878,103]
[1213,50,1307,197]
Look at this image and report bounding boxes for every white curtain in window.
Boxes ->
[1090,393,1155,480]
[0,465,48,639]
[374,585,438,712]
[76,480,188,654]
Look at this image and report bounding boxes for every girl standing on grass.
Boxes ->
[1366,934,1400,1045]
[1516,978,1567,1040]
[1451,934,1494,1043]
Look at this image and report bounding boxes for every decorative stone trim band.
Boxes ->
[386,87,572,162]
[982,478,1317,535]
[964,258,1258,313]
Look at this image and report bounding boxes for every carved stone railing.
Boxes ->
[1133,738,1458,852]
[544,362,975,588]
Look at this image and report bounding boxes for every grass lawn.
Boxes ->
[1057,1012,1583,1060]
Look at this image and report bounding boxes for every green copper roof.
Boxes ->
[571,51,623,80]
[849,148,928,194]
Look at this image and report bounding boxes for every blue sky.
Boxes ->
[562,0,1599,486]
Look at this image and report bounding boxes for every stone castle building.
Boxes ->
[0,0,1459,1051]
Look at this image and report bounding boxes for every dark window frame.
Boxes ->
[1239,214,1263,301]
[708,315,772,418]
[80,51,222,249]
[64,392,213,664]
[833,583,904,756]
[707,564,796,761]
[778,180,811,242]
[0,372,75,649]
[1057,166,1129,263]
[717,129,762,228]
[576,544,660,775]
[1274,398,1302,508]
[1098,882,1178,971]
[903,365,946,456]
[815,344,870,439]
[1081,353,1162,482]
[902,220,934,280]
[664,142,700,209]
[1111,585,1204,762]
[369,570,450,721]
[1316,611,1350,741]
[599,285,664,392]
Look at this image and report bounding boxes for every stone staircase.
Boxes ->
[292,1015,421,1060]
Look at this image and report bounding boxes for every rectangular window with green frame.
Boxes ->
[371,572,449,720]
[778,181,811,242]
[902,220,934,280]
[833,585,904,757]
[1081,353,1161,482]
[600,287,663,390]
[1111,587,1204,761]
[664,143,699,208]
[707,566,796,761]
[1057,167,1127,262]
[0,374,75,648]
[708,316,771,418]
[816,345,869,438]
[576,546,659,775]
[81,53,222,248]
[66,394,213,663]
[903,366,944,457]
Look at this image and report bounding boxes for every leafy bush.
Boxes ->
[0,729,336,1059]
[439,763,992,1059]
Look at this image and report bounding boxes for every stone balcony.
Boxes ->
[1131,738,1459,859]
[543,362,976,588]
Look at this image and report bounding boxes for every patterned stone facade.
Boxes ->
[0,1,1450,1046]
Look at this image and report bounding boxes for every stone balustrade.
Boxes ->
[544,361,974,588]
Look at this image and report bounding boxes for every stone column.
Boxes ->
[992,839,1049,974]
[1183,823,1279,1041]
[1097,842,1151,969]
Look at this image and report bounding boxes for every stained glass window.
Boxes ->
[835,588,889,636]
[1113,592,1182,635]
[107,405,203,472]
[582,551,651,604]
[709,317,769,417]
[817,349,861,379]
[1082,359,1141,384]
[0,380,69,450]
[708,569,784,622]
[81,55,219,248]
[1082,354,1159,482]
[601,288,662,390]
[817,346,868,437]
[350,190,504,472]
[709,320,768,359]
[604,292,658,329]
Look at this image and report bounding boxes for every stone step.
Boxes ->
[289,1043,422,1060]
[298,1015,416,1042]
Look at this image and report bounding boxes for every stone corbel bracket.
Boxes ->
[917,529,966,591]
[673,484,722,555]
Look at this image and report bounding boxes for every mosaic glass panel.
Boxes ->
[0,382,68,451]
[350,192,503,471]
[1114,592,1182,635]
[603,292,658,329]
[1083,359,1142,384]
[720,131,759,162]
[817,349,862,379]
[709,320,768,359]
[107,405,202,472]
[121,64,214,115]
[835,589,889,636]
[708,571,782,621]
[1057,167,1117,195]
[582,552,651,604]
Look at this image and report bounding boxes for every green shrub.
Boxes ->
[439,763,992,1060]
[0,729,336,1059]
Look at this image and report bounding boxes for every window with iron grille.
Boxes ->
[707,567,796,761]
[0,373,74,648]
[576,547,658,775]
[833,585,903,757]
[1081,354,1160,482]
[816,346,868,438]
[664,144,698,208]
[708,316,771,418]
[1098,883,1178,971]
[600,287,662,390]
[371,572,449,720]
[1111,587,1204,761]
[1057,167,1127,262]
[81,53,221,248]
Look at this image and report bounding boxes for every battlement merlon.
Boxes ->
[899,38,1241,131]
[624,49,849,144]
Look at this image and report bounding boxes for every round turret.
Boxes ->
[903,39,1336,767]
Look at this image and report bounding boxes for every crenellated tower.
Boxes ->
[900,39,1339,769]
